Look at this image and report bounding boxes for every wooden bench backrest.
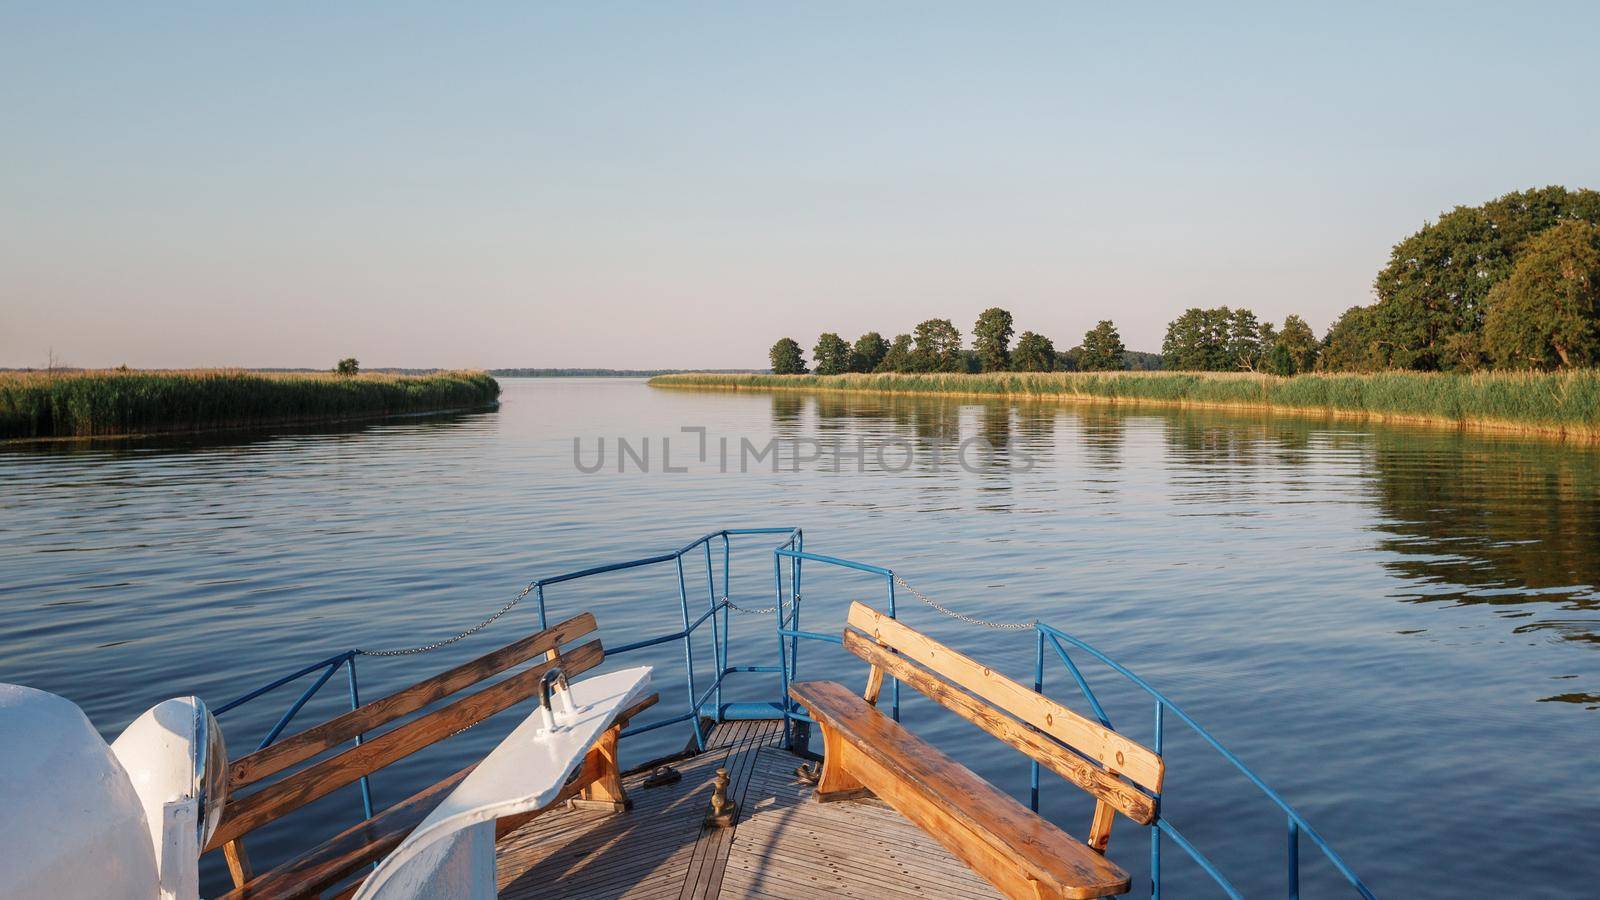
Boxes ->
[205,612,602,857]
[843,602,1163,852]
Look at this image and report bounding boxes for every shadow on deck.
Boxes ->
[496,719,999,899]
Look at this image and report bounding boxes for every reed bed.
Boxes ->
[650,370,1600,440]
[0,369,501,439]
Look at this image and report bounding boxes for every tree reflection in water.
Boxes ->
[770,392,1600,708]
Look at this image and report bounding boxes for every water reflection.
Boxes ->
[767,393,1600,683]
[1075,409,1126,472]
[1367,434,1600,647]
[0,407,497,462]
[771,393,804,425]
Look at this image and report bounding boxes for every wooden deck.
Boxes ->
[495,719,1001,899]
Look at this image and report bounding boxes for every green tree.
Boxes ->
[1317,306,1385,372]
[335,358,359,376]
[910,318,964,372]
[876,334,914,372]
[1482,220,1600,369]
[812,332,852,375]
[1273,315,1319,374]
[1263,343,1295,376]
[1371,186,1600,370]
[1124,350,1164,371]
[1162,307,1232,370]
[1162,306,1275,370]
[972,307,1014,371]
[769,337,808,374]
[1256,318,1279,358]
[1440,331,1490,371]
[850,332,888,373]
[1227,308,1270,371]
[1012,331,1056,371]
[1077,320,1126,371]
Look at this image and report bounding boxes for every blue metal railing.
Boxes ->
[1033,625,1375,899]
[774,551,1376,899]
[215,528,1372,897]
[771,547,900,743]
[213,529,803,806]
[525,527,806,745]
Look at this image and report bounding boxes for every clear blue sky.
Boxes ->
[4,3,1597,369]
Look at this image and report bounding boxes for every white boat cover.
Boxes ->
[0,684,157,900]
[355,665,653,900]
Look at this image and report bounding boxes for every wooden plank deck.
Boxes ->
[495,719,1000,900]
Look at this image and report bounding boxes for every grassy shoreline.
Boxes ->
[0,370,501,440]
[649,371,1600,441]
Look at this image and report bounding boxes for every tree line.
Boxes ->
[1160,308,1320,375]
[1168,187,1600,375]
[1321,186,1600,372]
[770,186,1600,376]
[770,310,1148,375]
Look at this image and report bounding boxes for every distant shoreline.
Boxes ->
[0,367,762,378]
[491,368,762,378]
[648,371,1600,443]
[0,370,501,441]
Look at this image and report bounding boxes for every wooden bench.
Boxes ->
[788,602,1165,900]
[204,612,657,898]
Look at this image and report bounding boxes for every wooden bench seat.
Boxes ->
[205,612,657,898]
[217,764,473,899]
[788,602,1165,900]
[790,680,1129,900]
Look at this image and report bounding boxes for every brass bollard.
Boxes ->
[704,767,737,828]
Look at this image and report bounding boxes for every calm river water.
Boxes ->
[2,377,1595,897]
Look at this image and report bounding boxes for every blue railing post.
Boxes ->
[1031,628,1045,813]
[534,583,547,631]
[1152,701,1165,899]
[1047,633,1113,728]
[886,572,900,721]
[257,655,346,751]
[346,656,374,820]
[675,554,704,751]
[1287,817,1300,900]
[773,548,791,747]
[789,548,801,683]
[721,532,732,714]
[704,540,724,722]
[1151,829,1161,900]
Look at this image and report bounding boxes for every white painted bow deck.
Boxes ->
[495,718,1000,900]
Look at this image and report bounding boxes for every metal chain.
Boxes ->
[722,593,796,616]
[893,574,1036,629]
[357,582,535,657]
